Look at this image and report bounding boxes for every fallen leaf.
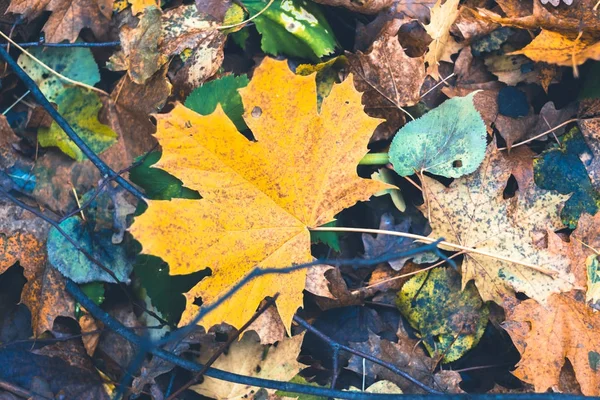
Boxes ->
[107,6,166,84]
[396,266,489,363]
[100,67,172,166]
[305,264,335,299]
[7,0,113,42]
[47,216,134,284]
[534,127,600,228]
[190,331,304,399]
[389,93,487,178]
[423,145,574,305]
[296,56,349,110]
[17,46,100,103]
[245,0,338,61]
[578,99,600,191]
[185,74,250,132]
[195,0,232,21]
[311,0,393,14]
[130,58,388,331]
[423,0,462,80]
[484,53,540,86]
[160,4,227,93]
[346,329,463,393]
[475,0,600,36]
[511,30,600,71]
[347,33,425,141]
[38,88,117,161]
[362,213,416,271]
[502,291,600,396]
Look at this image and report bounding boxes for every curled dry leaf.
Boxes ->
[130,58,389,332]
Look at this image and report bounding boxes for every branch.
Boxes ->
[0,46,145,200]
[66,280,590,400]
[0,40,121,48]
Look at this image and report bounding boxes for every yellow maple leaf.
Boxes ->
[422,146,574,305]
[130,58,388,330]
[423,0,463,80]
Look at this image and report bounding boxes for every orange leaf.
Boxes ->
[130,58,388,331]
[503,292,600,396]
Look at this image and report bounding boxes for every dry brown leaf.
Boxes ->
[79,313,101,356]
[191,331,304,399]
[108,6,167,85]
[247,302,286,345]
[347,329,464,394]
[475,0,600,35]
[305,265,336,299]
[502,291,600,396]
[423,0,463,80]
[423,145,574,305]
[348,33,425,141]
[7,0,113,42]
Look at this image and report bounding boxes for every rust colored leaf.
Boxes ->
[503,292,600,396]
[130,58,388,332]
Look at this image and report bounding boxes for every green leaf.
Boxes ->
[310,220,340,251]
[37,88,117,161]
[76,282,105,318]
[389,93,487,178]
[185,74,249,131]
[276,375,326,400]
[129,152,201,201]
[47,216,134,284]
[396,267,489,363]
[134,255,207,324]
[534,127,600,228]
[242,0,337,61]
[586,254,600,307]
[18,46,100,103]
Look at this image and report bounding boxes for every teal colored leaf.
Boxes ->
[47,216,134,284]
[396,267,489,363]
[17,46,100,102]
[310,220,340,252]
[389,93,487,178]
[185,74,249,131]
[534,127,600,228]
[242,0,338,61]
[38,87,117,161]
[129,152,201,202]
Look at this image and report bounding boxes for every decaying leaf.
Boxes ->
[423,145,574,305]
[191,331,304,399]
[503,292,600,396]
[423,0,462,80]
[396,266,489,363]
[347,32,425,141]
[362,213,416,271]
[389,93,487,178]
[7,0,113,42]
[130,58,388,331]
[346,328,463,394]
[107,6,166,84]
[38,88,117,161]
[17,46,100,103]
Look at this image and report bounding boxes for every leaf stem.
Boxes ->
[309,226,559,277]
[359,152,389,165]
